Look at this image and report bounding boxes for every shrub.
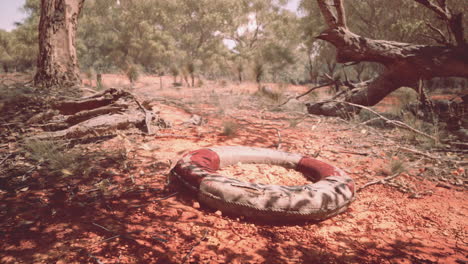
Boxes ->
[126,64,139,84]
[221,121,239,136]
[257,86,284,103]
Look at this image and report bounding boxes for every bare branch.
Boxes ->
[357,172,401,192]
[317,0,338,28]
[333,0,347,28]
[414,0,465,46]
[413,0,448,19]
[425,22,449,45]
[436,0,447,10]
[272,82,334,110]
[334,101,438,142]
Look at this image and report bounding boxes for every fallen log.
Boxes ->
[31,88,159,140]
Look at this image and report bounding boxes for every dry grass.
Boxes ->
[23,139,84,177]
[221,121,239,136]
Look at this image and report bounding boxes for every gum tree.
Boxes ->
[34,0,85,89]
[306,0,468,116]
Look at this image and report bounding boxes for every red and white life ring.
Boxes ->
[171,146,355,221]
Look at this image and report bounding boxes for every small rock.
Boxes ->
[215,210,222,216]
[193,201,200,209]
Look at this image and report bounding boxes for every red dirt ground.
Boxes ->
[1,74,467,264]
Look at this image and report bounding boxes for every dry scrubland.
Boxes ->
[0,74,467,264]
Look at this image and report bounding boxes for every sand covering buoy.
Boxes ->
[171,146,355,221]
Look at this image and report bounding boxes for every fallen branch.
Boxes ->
[357,172,401,192]
[273,82,333,109]
[336,101,437,142]
[129,192,179,208]
[398,146,463,164]
[0,153,13,166]
[92,222,141,243]
[325,149,369,156]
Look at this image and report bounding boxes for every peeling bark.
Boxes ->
[34,0,85,89]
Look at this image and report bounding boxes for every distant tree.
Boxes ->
[34,0,85,88]
[0,30,13,72]
[225,1,301,83]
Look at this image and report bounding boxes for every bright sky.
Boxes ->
[0,0,27,31]
[0,0,300,31]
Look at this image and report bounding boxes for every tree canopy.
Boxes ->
[2,0,467,84]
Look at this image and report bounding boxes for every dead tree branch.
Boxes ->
[413,0,465,46]
[357,172,401,192]
[309,0,467,117]
[273,82,333,109]
[335,101,437,141]
[333,0,347,28]
[425,22,449,45]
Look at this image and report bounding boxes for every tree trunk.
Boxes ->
[238,70,243,83]
[34,0,84,89]
[307,0,468,117]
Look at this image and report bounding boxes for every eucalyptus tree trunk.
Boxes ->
[307,0,468,117]
[34,0,85,89]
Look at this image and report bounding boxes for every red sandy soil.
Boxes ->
[1,74,467,264]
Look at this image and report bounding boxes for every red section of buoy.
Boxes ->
[296,157,338,182]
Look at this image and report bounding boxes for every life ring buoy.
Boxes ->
[171,146,355,221]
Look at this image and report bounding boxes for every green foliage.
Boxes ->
[6,0,467,86]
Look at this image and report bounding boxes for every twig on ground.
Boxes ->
[361,117,381,125]
[325,149,369,156]
[335,101,437,141]
[129,192,179,208]
[100,235,120,243]
[181,230,209,264]
[358,158,424,192]
[92,222,142,243]
[357,173,401,192]
[92,222,113,232]
[273,82,333,109]
[0,153,13,166]
[154,133,201,139]
[398,146,463,164]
